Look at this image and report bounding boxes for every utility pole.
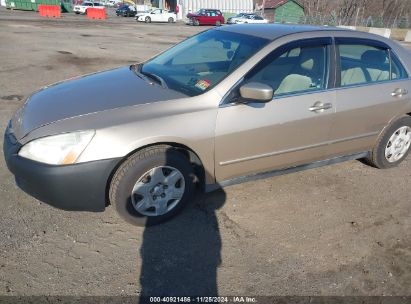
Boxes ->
[262,0,266,17]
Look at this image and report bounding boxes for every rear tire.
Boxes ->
[216,20,221,26]
[365,116,411,169]
[145,16,151,23]
[109,145,195,226]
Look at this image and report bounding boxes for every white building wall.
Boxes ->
[180,0,253,20]
[0,0,6,7]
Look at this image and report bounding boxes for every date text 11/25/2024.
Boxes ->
[148,296,257,303]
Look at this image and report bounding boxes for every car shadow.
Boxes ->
[138,187,226,300]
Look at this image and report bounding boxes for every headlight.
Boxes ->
[18,130,95,165]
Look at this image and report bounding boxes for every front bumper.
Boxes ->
[3,125,120,212]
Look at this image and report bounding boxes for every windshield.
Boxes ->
[141,29,269,96]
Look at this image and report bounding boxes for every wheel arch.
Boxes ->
[105,142,207,206]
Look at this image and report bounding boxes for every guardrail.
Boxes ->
[337,25,411,42]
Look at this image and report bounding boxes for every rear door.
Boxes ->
[325,37,411,158]
[160,9,169,22]
[214,38,336,182]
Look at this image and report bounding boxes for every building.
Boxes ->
[257,0,304,23]
[154,0,254,20]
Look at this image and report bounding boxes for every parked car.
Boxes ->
[136,9,176,23]
[226,13,252,24]
[4,25,411,226]
[73,1,104,14]
[116,4,136,17]
[187,9,224,26]
[105,0,121,7]
[232,14,269,24]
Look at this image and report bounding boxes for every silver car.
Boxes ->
[4,24,411,226]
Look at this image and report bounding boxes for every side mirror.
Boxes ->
[239,82,273,102]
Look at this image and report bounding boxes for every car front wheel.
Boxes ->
[168,17,174,23]
[109,145,195,226]
[366,116,411,168]
[145,16,151,23]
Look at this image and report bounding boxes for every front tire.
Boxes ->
[168,17,174,23]
[366,116,411,168]
[109,145,195,226]
[145,16,151,23]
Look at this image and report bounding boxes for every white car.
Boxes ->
[105,0,121,7]
[231,14,268,24]
[136,9,177,23]
[73,1,105,14]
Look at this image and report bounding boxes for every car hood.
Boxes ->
[186,13,201,18]
[12,66,186,140]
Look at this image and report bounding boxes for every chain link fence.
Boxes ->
[279,12,411,29]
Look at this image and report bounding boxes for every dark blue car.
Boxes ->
[116,5,136,17]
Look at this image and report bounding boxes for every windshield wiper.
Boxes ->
[131,64,168,89]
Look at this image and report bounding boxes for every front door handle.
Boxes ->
[309,102,333,113]
[391,88,408,97]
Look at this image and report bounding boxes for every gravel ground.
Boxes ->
[0,7,410,298]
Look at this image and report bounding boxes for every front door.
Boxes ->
[205,10,217,25]
[151,9,162,22]
[215,39,336,182]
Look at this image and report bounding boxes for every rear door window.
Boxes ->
[337,40,408,87]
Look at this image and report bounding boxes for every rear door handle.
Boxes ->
[309,102,333,113]
[391,88,408,97]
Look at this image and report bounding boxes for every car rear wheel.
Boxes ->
[145,16,151,23]
[168,17,174,23]
[216,20,221,26]
[366,116,411,168]
[109,145,195,226]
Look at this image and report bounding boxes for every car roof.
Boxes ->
[217,24,355,41]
